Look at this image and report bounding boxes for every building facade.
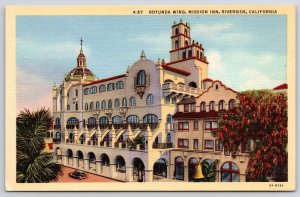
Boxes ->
[51,20,251,182]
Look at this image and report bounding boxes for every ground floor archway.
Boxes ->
[132,158,145,182]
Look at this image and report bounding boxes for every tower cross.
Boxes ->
[80,37,83,50]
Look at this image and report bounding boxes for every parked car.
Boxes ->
[68,170,88,180]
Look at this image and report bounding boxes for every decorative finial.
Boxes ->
[140,50,146,59]
[80,37,83,50]
[161,59,165,65]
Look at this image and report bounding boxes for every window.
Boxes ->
[101,100,106,109]
[107,83,114,91]
[178,122,189,130]
[178,139,189,148]
[88,117,96,125]
[171,97,176,104]
[175,28,179,35]
[112,115,122,124]
[75,89,78,96]
[99,85,106,93]
[146,94,154,105]
[204,140,214,149]
[193,120,198,130]
[185,40,188,46]
[221,162,240,182]
[122,98,127,107]
[67,117,79,125]
[166,114,173,124]
[108,99,112,109]
[75,103,78,111]
[114,99,120,108]
[209,101,215,111]
[85,103,88,111]
[215,139,223,151]
[84,88,89,95]
[67,105,70,111]
[205,121,218,131]
[90,102,94,110]
[89,86,97,94]
[136,70,146,86]
[219,100,225,111]
[175,40,179,49]
[193,139,198,150]
[116,81,124,89]
[229,99,236,110]
[200,102,206,112]
[164,97,170,104]
[55,117,60,125]
[143,114,158,123]
[182,51,186,59]
[196,50,200,58]
[95,101,100,109]
[188,50,192,58]
[184,28,188,35]
[127,115,139,124]
[215,85,219,90]
[99,116,108,125]
[184,104,189,112]
[191,104,196,112]
[129,96,136,107]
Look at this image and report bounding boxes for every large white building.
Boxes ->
[52,20,249,182]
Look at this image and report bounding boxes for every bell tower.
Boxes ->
[171,19,191,51]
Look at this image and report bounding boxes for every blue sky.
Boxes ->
[16,15,287,112]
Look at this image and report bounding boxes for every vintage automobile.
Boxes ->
[68,170,89,180]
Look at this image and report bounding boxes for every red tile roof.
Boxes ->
[83,74,126,86]
[203,78,213,82]
[273,83,288,90]
[162,65,191,76]
[173,111,219,119]
[177,97,196,104]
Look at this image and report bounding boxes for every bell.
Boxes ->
[193,163,204,179]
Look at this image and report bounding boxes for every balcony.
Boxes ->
[162,82,202,97]
[119,107,128,116]
[152,143,173,149]
[114,141,127,149]
[92,109,100,116]
[53,138,61,143]
[105,109,113,116]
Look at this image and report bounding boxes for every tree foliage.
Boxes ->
[217,91,288,181]
[202,160,219,182]
[127,135,145,150]
[16,108,63,183]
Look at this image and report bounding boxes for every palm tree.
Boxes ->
[16,108,62,183]
[202,160,219,182]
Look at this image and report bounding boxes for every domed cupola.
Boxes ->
[64,38,96,82]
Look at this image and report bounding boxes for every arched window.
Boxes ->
[116,81,124,89]
[136,70,146,86]
[188,50,192,58]
[75,89,78,96]
[67,105,70,111]
[143,114,158,123]
[127,115,139,124]
[185,40,188,46]
[200,102,206,112]
[107,83,114,91]
[122,98,127,107]
[112,115,122,124]
[175,40,179,49]
[67,117,79,125]
[188,81,197,88]
[96,101,100,109]
[129,96,136,107]
[75,103,78,111]
[55,132,61,140]
[146,94,154,105]
[90,102,94,110]
[108,99,112,109]
[55,117,60,125]
[84,88,89,95]
[175,28,179,35]
[164,79,174,84]
[219,100,225,111]
[164,97,170,104]
[85,103,88,111]
[229,99,236,110]
[88,117,96,125]
[182,51,186,59]
[175,157,184,180]
[221,162,240,182]
[89,86,97,94]
[99,116,108,125]
[99,85,106,93]
[209,101,215,111]
[196,50,200,58]
[101,100,106,109]
[166,114,173,124]
[184,28,188,35]
[114,99,120,108]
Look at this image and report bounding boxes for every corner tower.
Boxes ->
[168,20,209,89]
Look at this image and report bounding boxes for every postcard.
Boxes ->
[5,5,295,191]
